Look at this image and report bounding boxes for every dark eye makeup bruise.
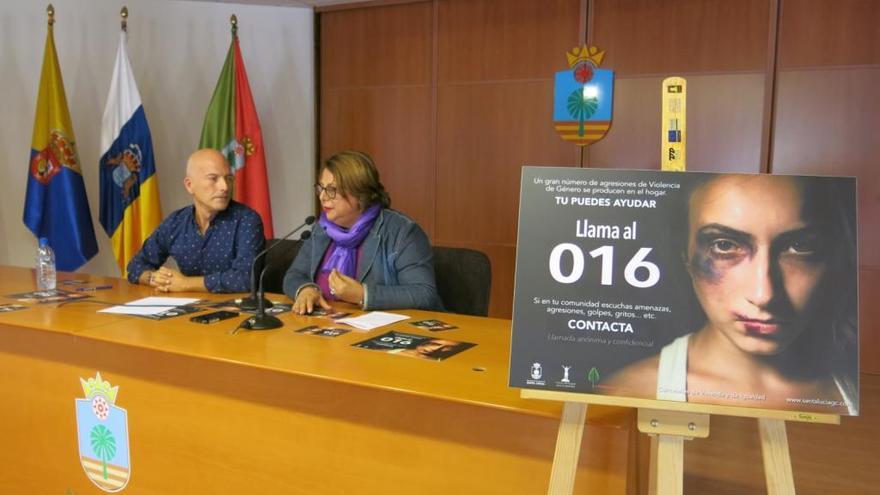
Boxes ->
[689,224,754,283]
[689,250,721,283]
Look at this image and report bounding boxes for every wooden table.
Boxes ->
[0,266,635,494]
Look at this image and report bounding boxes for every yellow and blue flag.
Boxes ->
[24,20,98,271]
[99,30,161,277]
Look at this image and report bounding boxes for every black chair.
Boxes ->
[432,246,492,317]
[261,239,303,295]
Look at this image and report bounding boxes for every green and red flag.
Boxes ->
[199,23,274,237]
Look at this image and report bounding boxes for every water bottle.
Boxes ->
[36,237,56,290]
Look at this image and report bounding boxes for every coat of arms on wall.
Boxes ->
[553,45,614,146]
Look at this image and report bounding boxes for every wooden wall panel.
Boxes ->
[320,1,435,237]
[777,0,880,68]
[686,74,765,172]
[587,77,662,169]
[432,0,582,317]
[321,87,435,234]
[860,268,880,372]
[771,68,880,268]
[437,0,581,82]
[433,80,577,316]
[591,0,770,75]
[321,2,432,88]
[434,81,578,245]
[681,374,880,493]
[589,74,764,172]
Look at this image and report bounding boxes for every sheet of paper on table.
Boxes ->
[335,311,410,331]
[98,296,202,316]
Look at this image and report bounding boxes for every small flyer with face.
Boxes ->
[58,280,114,292]
[353,331,475,361]
[294,325,350,338]
[410,319,458,332]
[136,304,202,321]
[0,304,28,313]
[326,311,352,320]
[208,300,292,316]
[6,289,92,304]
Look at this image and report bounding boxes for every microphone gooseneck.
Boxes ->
[241,264,283,330]
[238,225,312,331]
[239,215,316,311]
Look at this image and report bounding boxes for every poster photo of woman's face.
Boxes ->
[686,175,829,356]
[510,166,858,415]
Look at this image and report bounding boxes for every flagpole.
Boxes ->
[47,3,54,26]
[121,6,128,32]
[230,14,237,37]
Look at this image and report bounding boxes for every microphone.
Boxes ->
[241,264,282,330]
[240,228,313,331]
[239,215,316,311]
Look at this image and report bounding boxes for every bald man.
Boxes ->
[127,149,264,293]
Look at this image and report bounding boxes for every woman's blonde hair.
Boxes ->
[322,150,391,209]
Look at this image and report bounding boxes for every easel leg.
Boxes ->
[759,418,796,495]
[638,409,709,495]
[548,401,588,495]
[655,434,684,495]
[648,435,658,495]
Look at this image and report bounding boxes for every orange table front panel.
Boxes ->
[0,266,634,494]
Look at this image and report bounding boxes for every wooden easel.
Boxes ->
[521,389,840,495]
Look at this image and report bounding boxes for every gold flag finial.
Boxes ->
[47,4,55,26]
[121,6,128,32]
[230,14,238,36]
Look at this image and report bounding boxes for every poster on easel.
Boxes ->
[509,167,859,416]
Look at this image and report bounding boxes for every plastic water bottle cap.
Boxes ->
[39,237,49,247]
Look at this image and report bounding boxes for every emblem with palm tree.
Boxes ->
[90,424,117,480]
[567,61,599,137]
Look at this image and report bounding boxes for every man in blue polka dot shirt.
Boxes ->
[127,149,265,293]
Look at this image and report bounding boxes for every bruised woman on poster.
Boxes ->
[605,174,858,415]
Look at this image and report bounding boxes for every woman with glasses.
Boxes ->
[283,150,443,314]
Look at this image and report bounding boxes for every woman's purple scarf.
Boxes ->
[319,204,381,278]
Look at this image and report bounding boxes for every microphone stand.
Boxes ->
[241,265,282,330]
[239,215,315,311]
[239,229,312,331]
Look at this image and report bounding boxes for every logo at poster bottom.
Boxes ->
[75,372,131,492]
[527,362,546,386]
[556,365,576,389]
